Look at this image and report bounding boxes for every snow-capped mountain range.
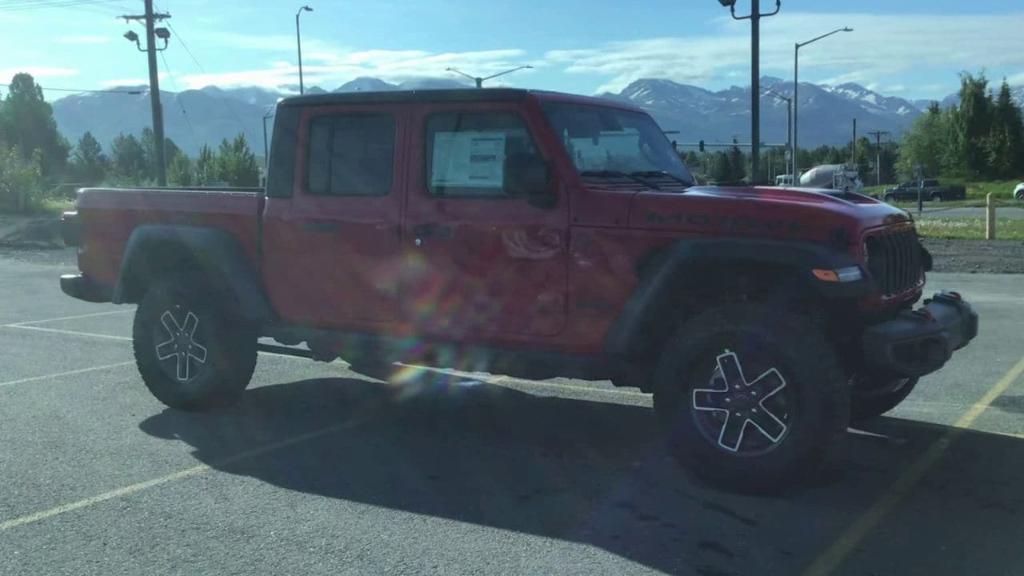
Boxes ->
[49,76,1023,156]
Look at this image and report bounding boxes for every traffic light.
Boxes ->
[699,140,705,153]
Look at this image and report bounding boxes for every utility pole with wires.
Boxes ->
[120,0,171,186]
[445,65,533,88]
[867,130,891,186]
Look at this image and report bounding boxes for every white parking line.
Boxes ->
[4,309,131,328]
[0,323,645,401]
[0,361,134,390]
[1,325,132,341]
[0,423,348,532]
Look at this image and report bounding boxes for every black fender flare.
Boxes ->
[604,237,867,358]
[113,225,274,324]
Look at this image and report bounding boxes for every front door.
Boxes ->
[262,105,406,329]
[402,105,568,340]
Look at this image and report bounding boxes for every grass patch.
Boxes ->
[32,197,75,215]
[916,218,1024,240]
[863,180,1021,202]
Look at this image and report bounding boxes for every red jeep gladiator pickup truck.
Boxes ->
[60,88,977,490]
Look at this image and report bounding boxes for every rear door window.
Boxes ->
[307,114,396,196]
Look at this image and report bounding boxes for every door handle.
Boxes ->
[301,221,342,233]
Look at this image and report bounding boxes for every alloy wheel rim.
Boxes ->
[154,305,208,382]
[691,349,790,454]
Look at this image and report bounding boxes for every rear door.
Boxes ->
[262,105,406,329]
[401,103,568,340]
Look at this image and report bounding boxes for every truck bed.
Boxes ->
[74,187,263,291]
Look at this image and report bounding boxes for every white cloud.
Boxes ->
[99,72,167,88]
[56,35,111,45]
[175,47,534,90]
[0,67,78,80]
[544,11,1024,97]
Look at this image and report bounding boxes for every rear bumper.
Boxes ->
[60,274,112,303]
[862,291,978,378]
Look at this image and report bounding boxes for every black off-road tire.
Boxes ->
[883,194,895,203]
[850,376,919,422]
[930,193,943,202]
[133,275,257,411]
[652,303,849,493]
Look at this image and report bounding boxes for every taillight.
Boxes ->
[61,211,80,247]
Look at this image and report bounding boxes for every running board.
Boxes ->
[257,343,316,359]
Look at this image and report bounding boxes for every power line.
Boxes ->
[157,13,250,140]
[165,20,205,73]
[0,83,143,94]
[0,0,120,12]
[158,50,199,152]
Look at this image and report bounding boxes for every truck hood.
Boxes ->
[627,185,912,244]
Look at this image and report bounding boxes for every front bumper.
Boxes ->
[60,274,112,303]
[862,291,978,378]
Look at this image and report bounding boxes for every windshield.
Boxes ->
[543,103,695,187]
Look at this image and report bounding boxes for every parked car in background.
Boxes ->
[1014,182,1024,200]
[883,179,967,203]
[774,174,794,186]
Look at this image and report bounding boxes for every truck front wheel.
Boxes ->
[133,276,257,411]
[653,304,849,493]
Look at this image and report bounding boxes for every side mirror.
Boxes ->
[506,153,556,209]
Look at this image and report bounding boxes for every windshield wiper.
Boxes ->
[628,170,694,189]
[580,170,661,190]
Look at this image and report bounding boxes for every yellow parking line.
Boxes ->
[0,423,347,532]
[802,354,1024,576]
[0,361,134,389]
[4,309,131,327]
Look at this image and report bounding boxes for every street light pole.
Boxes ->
[867,130,891,186]
[763,87,792,180]
[296,5,313,94]
[720,0,781,185]
[445,65,533,89]
[793,26,852,181]
[120,2,171,186]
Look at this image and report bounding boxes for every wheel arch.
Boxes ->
[605,237,867,360]
[113,225,274,324]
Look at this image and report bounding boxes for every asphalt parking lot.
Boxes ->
[2,249,1024,576]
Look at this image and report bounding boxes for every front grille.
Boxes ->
[865,228,925,297]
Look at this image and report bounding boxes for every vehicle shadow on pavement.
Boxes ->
[139,372,1024,576]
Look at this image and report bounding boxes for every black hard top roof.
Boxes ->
[277,88,641,111]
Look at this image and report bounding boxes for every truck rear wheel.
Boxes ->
[653,304,849,493]
[133,276,257,411]
[850,375,918,422]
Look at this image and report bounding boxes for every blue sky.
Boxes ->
[1,0,1022,101]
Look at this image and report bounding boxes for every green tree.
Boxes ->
[215,134,259,187]
[139,127,180,181]
[70,132,108,185]
[195,144,217,185]
[898,103,947,178]
[0,73,69,179]
[727,145,746,182]
[0,145,43,212]
[987,80,1024,178]
[167,151,193,186]
[951,72,993,178]
[110,133,147,183]
[710,151,731,183]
